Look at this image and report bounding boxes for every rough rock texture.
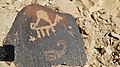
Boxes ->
[2,4,86,67]
[0,0,120,67]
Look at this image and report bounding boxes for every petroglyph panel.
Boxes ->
[2,4,86,67]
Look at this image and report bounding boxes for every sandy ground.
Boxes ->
[0,0,120,67]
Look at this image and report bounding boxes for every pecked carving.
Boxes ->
[30,10,62,38]
[44,40,67,61]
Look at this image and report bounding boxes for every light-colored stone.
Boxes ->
[54,0,79,17]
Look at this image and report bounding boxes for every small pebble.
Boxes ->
[116,44,120,51]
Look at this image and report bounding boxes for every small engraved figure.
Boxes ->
[30,10,62,38]
[44,40,67,61]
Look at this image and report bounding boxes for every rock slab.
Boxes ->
[2,4,86,67]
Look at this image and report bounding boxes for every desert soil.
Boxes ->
[0,0,120,67]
